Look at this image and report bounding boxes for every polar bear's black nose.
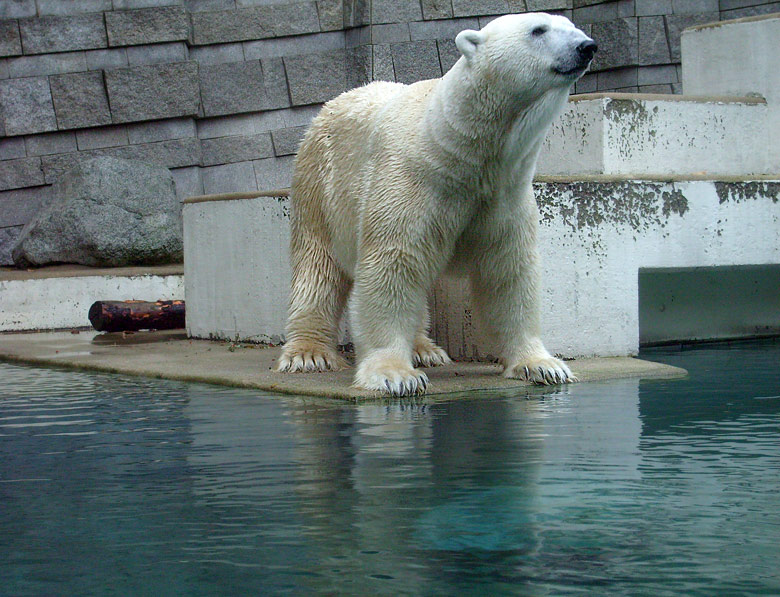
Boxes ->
[577,40,598,61]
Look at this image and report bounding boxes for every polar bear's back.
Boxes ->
[291,81,408,274]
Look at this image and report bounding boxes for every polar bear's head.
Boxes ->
[455,13,596,93]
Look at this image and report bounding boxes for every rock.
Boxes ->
[12,157,182,267]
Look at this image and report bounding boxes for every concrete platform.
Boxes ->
[0,330,686,401]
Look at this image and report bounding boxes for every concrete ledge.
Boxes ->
[0,264,184,331]
[0,330,687,401]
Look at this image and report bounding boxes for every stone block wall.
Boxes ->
[1,0,778,265]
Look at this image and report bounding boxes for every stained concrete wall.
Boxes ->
[182,179,780,357]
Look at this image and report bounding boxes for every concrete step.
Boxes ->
[537,93,775,177]
[0,264,184,332]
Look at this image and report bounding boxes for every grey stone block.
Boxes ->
[0,1,36,18]
[197,113,265,139]
[190,3,321,45]
[41,137,202,182]
[7,51,88,77]
[391,40,441,85]
[409,17,479,41]
[0,156,44,191]
[262,57,290,109]
[372,23,411,43]
[436,38,460,73]
[19,14,107,55]
[573,1,618,24]
[638,15,670,64]
[637,64,679,86]
[189,43,245,65]
[574,70,598,93]
[36,0,113,15]
[170,165,203,199]
[345,0,371,27]
[105,6,189,47]
[589,18,638,71]
[270,125,306,156]
[113,0,185,8]
[452,0,509,17]
[0,226,23,266]
[201,132,274,166]
[421,0,454,20]
[86,47,128,70]
[202,161,258,194]
[372,43,394,81]
[345,24,370,48]
[281,105,321,128]
[666,12,718,62]
[597,66,638,89]
[105,61,200,123]
[12,156,183,267]
[24,131,77,156]
[0,186,51,227]
[0,58,8,78]
[346,44,371,88]
[671,0,717,13]
[317,0,343,31]
[76,125,129,150]
[0,20,22,57]
[243,31,344,60]
[285,50,347,105]
[253,155,293,191]
[0,76,57,136]
[126,41,187,65]
[526,0,571,9]
[0,136,26,160]
[636,0,670,16]
[639,83,673,93]
[127,117,195,144]
[185,0,234,11]
[372,0,423,24]
[199,59,288,117]
[50,71,112,130]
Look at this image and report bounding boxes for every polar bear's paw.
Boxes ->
[277,342,347,373]
[355,353,429,396]
[412,336,452,368]
[504,355,577,385]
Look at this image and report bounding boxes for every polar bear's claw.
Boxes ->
[412,338,452,368]
[355,357,429,396]
[277,345,347,373]
[505,356,577,385]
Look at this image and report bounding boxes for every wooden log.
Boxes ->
[88,300,185,332]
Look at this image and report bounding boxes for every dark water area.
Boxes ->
[1,340,779,595]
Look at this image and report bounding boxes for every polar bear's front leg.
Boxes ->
[469,217,576,386]
[350,247,434,396]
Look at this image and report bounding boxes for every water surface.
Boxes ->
[1,340,779,595]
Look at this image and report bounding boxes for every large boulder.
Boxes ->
[12,157,182,267]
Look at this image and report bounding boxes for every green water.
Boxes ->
[1,340,779,595]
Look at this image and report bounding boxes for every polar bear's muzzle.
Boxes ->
[553,39,598,77]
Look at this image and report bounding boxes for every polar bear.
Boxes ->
[277,12,597,396]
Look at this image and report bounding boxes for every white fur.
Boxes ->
[277,13,595,395]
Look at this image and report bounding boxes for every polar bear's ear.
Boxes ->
[455,29,485,61]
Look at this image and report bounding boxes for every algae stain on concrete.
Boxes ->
[537,181,688,233]
[714,181,780,204]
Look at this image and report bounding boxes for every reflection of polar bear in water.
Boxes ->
[277,12,597,396]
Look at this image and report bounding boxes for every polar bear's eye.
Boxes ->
[531,26,548,37]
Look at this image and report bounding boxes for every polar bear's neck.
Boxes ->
[424,61,569,186]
